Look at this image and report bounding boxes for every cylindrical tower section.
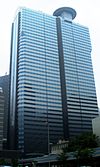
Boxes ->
[53,7,76,22]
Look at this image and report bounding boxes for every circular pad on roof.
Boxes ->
[53,7,76,20]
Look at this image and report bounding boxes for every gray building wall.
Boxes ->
[92,116,100,140]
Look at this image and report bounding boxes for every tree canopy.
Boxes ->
[58,132,99,166]
[67,132,99,152]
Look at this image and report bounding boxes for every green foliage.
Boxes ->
[0,158,10,166]
[74,147,94,160]
[58,132,99,166]
[0,158,6,165]
[68,132,99,152]
[11,158,18,167]
[58,148,68,167]
[67,132,98,166]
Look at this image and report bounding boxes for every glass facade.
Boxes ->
[10,8,63,154]
[9,7,99,155]
[61,20,98,137]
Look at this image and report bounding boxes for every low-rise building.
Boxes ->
[51,140,68,154]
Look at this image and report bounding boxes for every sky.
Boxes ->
[0,0,100,107]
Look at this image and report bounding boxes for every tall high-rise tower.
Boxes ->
[9,7,98,155]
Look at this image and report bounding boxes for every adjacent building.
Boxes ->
[9,7,99,155]
[92,116,100,142]
[0,74,9,148]
[0,87,4,150]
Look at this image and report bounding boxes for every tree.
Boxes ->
[68,132,99,166]
[11,158,18,167]
[68,132,99,152]
[74,147,94,167]
[58,147,69,167]
[57,132,99,166]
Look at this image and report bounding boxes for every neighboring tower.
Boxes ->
[0,74,9,148]
[53,7,98,137]
[9,7,98,155]
[0,87,4,150]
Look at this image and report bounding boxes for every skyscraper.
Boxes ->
[9,7,98,155]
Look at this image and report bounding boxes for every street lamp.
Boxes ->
[47,121,50,155]
[47,121,50,167]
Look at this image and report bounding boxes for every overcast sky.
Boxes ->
[0,0,100,107]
